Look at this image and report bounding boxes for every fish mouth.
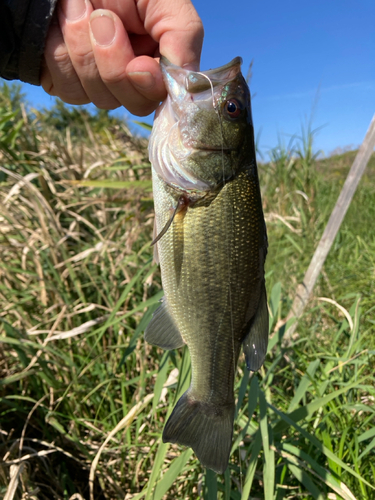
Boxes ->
[160,56,243,94]
[176,144,235,160]
[195,146,234,153]
[196,147,233,152]
[188,146,234,155]
[160,56,242,75]
[173,146,234,162]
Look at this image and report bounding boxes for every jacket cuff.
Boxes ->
[19,0,58,85]
[0,0,58,86]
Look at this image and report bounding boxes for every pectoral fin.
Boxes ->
[145,298,185,350]
[242,283,269,371]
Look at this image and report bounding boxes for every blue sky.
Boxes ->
[21,0,375,158]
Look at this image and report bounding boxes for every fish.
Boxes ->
[145,56,268,474]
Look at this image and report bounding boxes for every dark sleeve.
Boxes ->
[0,0,58,85]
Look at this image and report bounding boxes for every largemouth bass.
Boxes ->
[145,57,268,474]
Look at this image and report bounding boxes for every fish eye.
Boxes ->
[223,98,244,119]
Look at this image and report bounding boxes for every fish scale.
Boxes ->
[145,57,268,473]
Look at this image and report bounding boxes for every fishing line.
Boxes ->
[194,73,236,353]
[194,72,228,405]
[195,70,243,484]
[194,72,235,344]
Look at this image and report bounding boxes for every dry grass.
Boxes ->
[0,85,374,500]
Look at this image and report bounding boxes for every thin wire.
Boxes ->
[195,71,241,483]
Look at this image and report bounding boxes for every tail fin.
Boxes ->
[162,390,234,474]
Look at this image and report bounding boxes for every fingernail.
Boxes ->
[90,11,116,46]
[61,0,87,21]
[128,72,155,90]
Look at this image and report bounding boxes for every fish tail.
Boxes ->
[162,390,234,474]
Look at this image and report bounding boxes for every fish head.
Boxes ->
[149,57,256,193]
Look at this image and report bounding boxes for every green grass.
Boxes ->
[0,84,374,500]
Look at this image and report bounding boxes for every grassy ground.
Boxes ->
[0,84,374,500]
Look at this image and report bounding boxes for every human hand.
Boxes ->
[41,0,204,116]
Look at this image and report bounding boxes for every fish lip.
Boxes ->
[173,145,234,160]
[160,56,243,75]
[178,144,234,155]
[159,56,243,96]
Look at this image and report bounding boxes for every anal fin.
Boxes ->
[145,298,185,350]
[242,282,269,371]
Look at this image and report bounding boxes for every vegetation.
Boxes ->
[0,83,374,500]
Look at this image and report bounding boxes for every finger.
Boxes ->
[89,10,166,116]
[42,17,90,104]
[58,0,121,109]
[128,34,159,58]
[89,0,146,34]
[126,56,166,102]
[140,0,204,69]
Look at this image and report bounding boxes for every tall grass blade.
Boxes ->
[90,393,154,500]
[152,449,193,500]
[267,317,296,352]
[240,430,262,500]
[273,377,368,433]
[259,389,275,500]
[287,463,324,500]
[235,370,250,419]
[269,282,282,329]
[144,442,169,500]
[1,83,374,498]
[357,438,375,461]
[174,347,191,403]
[287,359,320,412]
[69,179,152,190]
[119,300,161,366]
[224,468,231,500]
[281,443,357,500]
[271,404,374,490]
[205,469,218,500]
[152,351,170,414]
